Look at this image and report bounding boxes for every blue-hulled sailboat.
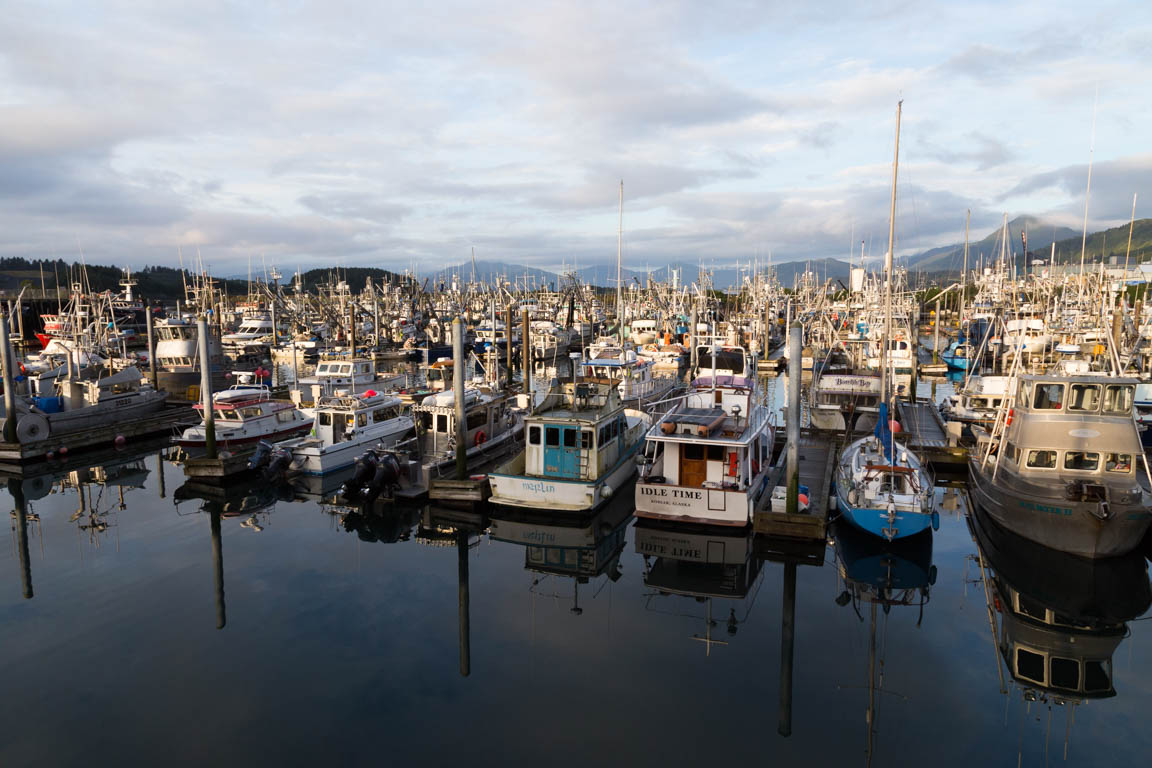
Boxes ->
[832,101,936,542]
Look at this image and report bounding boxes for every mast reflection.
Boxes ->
[832,522,935,767]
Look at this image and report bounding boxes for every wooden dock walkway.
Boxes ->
[753,432,837,541]
[896,399,949,449]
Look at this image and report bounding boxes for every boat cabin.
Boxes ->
[522,380,630,481]
[313,391,406,445]
[997,373,1142,481]
[413,388,513,458]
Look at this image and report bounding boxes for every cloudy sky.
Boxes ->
[1,0,1148,274]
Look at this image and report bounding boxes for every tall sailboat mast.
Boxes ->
[616,180,624,344]
[881,101,902,405]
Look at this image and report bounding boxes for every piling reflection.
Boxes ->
[832,522,935,767]
[418,504,490,678]
[635,520,762,654]
[968,504,1151,758]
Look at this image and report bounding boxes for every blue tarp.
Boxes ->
[874,402,894,463]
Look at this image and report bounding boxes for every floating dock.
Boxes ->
[753,432,837,541]
[0,404,197,471]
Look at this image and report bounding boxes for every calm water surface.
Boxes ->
[2,372,1150,767]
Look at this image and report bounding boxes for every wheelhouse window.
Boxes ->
[581,430,593,449]
[1026,450,1057,469]
[563,429,577,448]
[1033,383,1064,410]
[1067,384,1100,412]
[1064,451,1100,471]
[1104,385,1134,414]
[545,427,560,446]
[1105,453,1132,473]
[466,411,486,430]
[436,414,449,432]
[319,412,332,426]
[529,426,541,445]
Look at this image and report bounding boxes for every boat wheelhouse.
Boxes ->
[580,349,677,404]
[488,379,650,513]
[178,385,313,448]
[279,391,413,475]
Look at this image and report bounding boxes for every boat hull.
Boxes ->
[177,422,313,449]
[835,492,935,540]
[489,439,641,514]
[967,459,1152,559]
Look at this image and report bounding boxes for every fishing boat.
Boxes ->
[940,374,1016,432]
[580,347,678,404]
[291,356,405,406]
[178,385,313,448]
[488,378,650,513]
[412,386,522,487]
[967,366,1152,558]
[221,312,275,360]
[939,339,974,370]
[2,366,168,444]
[271,390,413,475]
[633,344,775,526]
[152,314,227,399]
[809,372,882,433]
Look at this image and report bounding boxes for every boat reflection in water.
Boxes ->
[832,521,934,766]
[489,491,632,614]
[968,504,1151,759]
[634,520,761,654]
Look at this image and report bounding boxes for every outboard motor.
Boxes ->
[248,440,274,470]
[264,445,293,479]
[340,450,379,499]
[362,452,401,503]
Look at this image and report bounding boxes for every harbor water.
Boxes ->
[2,371,1149,767]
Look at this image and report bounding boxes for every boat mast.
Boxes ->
[961,209,969,338]
[881,101,902,407]
[616,180,624,344]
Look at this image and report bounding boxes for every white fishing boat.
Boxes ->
[634,345,775,526]
[412,387,522,486]
[580,347,677,404]
[178,385,313,448]
[488,378,650,513]
[291,356,405,406]
[278,390,413,475]
[809,372,882,433]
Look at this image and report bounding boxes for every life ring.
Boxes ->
[474,430,487,447]
[727,452,739,477]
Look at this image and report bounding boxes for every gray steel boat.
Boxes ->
[968,368,1152,558]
